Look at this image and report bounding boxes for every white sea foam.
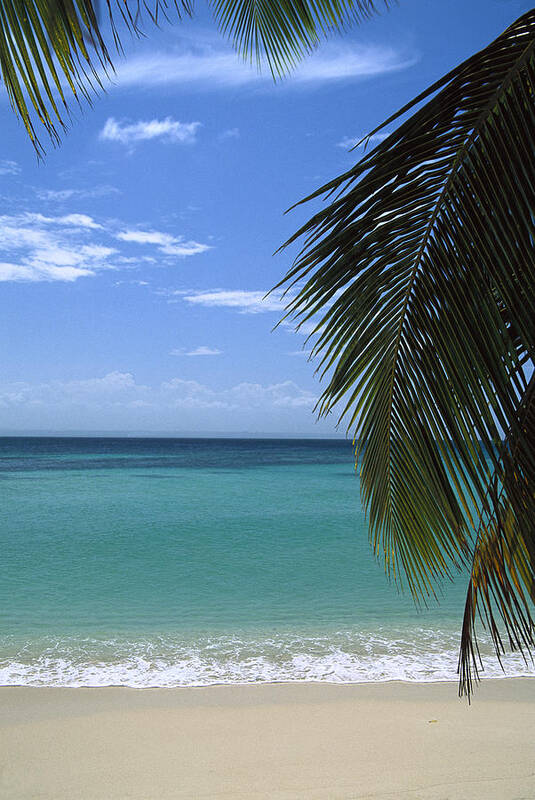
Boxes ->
[1,629,533,687]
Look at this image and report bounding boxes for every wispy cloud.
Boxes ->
[179,289,288,314]
[293,46,416,83]
[0,160,20,176]
[18,212,102,229]
[336,132,390,149]
[113,41,417,91]
[286,349,313,357]
[100,117,201,146]
[170,346,223,356]
[36,185,120,202]
[168,287,329,338]
[117,229,211,257]
[114,279,149,287]
[218,127,240,141]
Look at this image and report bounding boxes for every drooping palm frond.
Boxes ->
[0,0,108,151]
[0,0,389,152]
[0,0,193,152]
[459,374,535,696]
[208,0,392,77]
[276,10,535,693]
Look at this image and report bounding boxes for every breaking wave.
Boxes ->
[1,627,533,687]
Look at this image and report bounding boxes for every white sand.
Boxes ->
[1,679,534,799]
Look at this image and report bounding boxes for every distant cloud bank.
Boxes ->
[0,372,319,430]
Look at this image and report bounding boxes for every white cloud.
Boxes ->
[226,380,316,408]
[100,117,201,146]
[0,213,116,282]
[20,212,101,229]
[295,46,415,83]
[114,50,257,89]
[0,372,146,410]
[112,41,416,90]
[179,289,289,314]
[0,159,20,175]
[80,244,116,259]
[287,349,313,357]
[159,378,228,409]
[280,318,325,338]
[58,213,102,229]
[163,241,210,257]
[170,346,223,356]
[118,229,211,258]
[118,230,172,246]
[219,128,240,140]
[163,287,324,339]
[60,371,139,397]
[163,377,317,411]
[0,372,317,416]
[336,132,390,149]
[0,213,208,282]
[114,279,150,287]
[36,185,119,202]
[116,255,157,265]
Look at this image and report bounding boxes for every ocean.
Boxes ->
[1,436,532,687]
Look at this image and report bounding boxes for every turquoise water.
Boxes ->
[0,437,531,686]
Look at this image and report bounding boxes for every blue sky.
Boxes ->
[0,0,529,434]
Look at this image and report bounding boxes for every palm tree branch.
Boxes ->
[458,372,535,697]
[208,0,392,77]
[0,0,391,151]
[275,10,535,603]
[0,0,193,152]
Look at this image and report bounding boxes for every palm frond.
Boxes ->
[0,0,193,153]
[1,0,389,151]
[276,9,535,673]
[459,374,535,697]
[208,0,392,77]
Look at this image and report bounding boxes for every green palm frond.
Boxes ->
[459,374,535,696]
[0,0,109,151]
[276,9,535,690]
[208,0,391,77]
[0,0,192,153]
[0,0,388,152]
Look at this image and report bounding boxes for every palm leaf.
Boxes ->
[208,0,392,77]
[459,374,535,697]
[276,9,535,685]
[0,0,108,151]
[0,0,193,153]
[0,0,388,151]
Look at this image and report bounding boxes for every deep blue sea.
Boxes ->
[1,437,532,686]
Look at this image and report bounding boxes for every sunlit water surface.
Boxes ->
[1,437,531,686]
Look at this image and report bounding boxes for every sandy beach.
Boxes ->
[1,678,533,799]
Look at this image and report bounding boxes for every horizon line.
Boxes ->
[0,430,350,440]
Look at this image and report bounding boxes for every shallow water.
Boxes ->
[1,437,531,686]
